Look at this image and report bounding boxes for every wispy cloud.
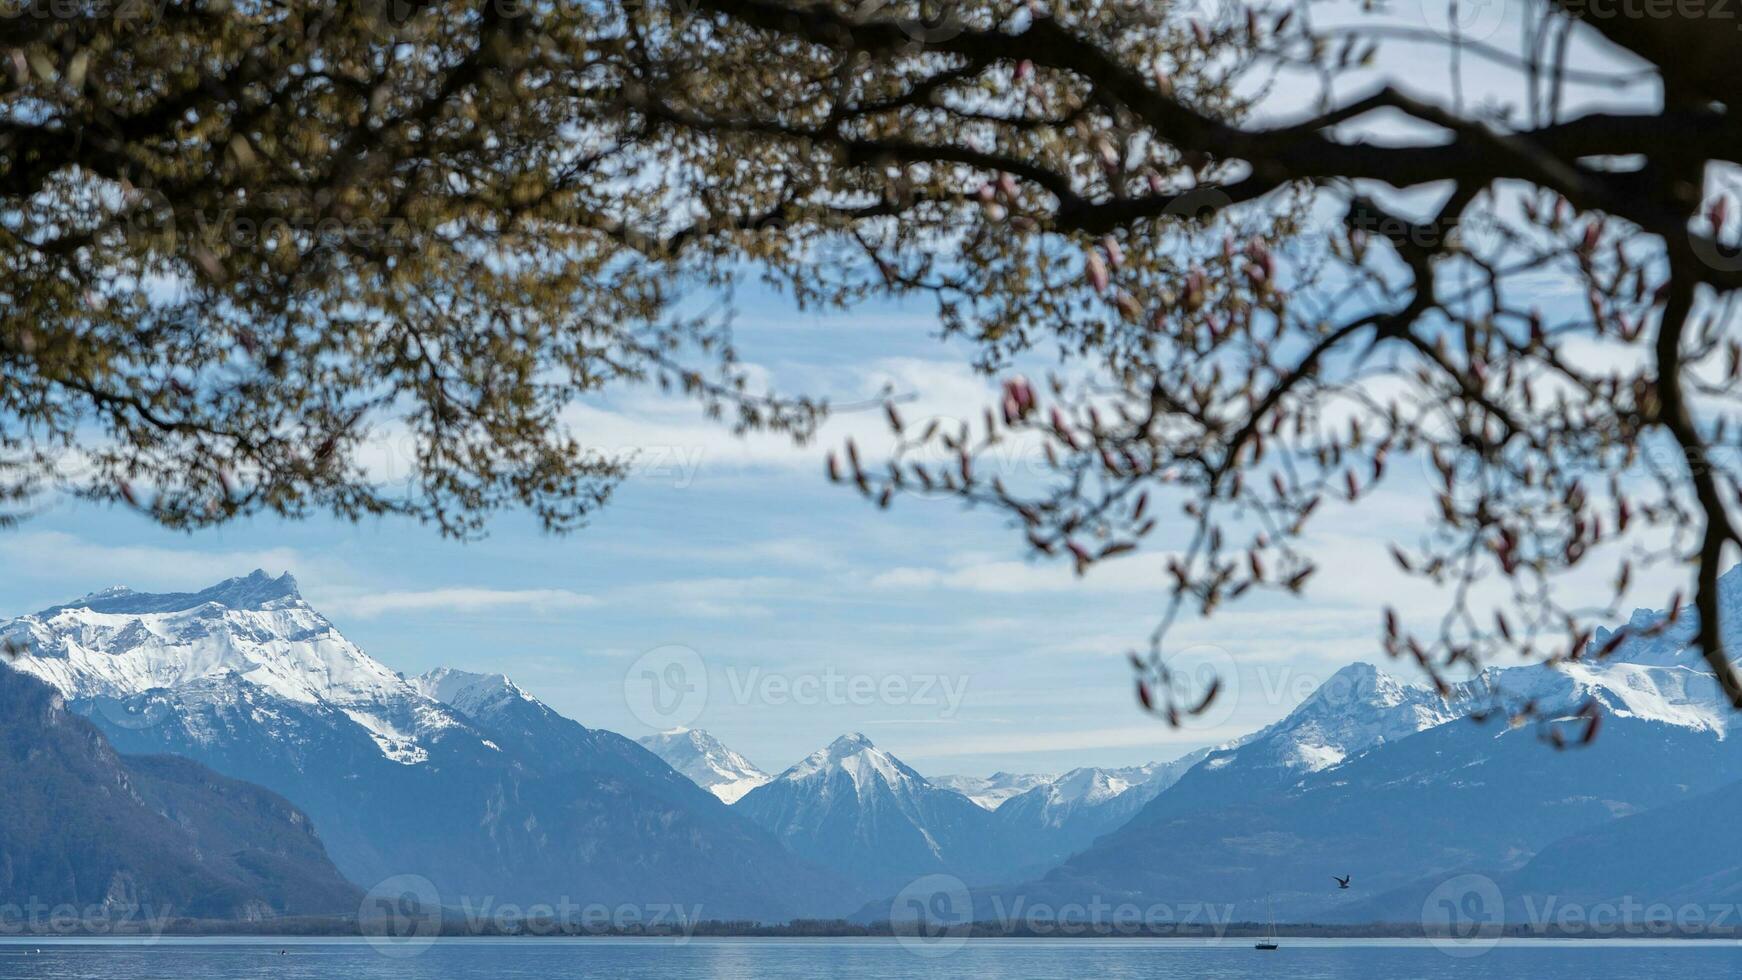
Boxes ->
[893,723,1238,761]
[868,555,1158,595]
[326,588,599,619]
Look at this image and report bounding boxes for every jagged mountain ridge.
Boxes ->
[973,576,1742,924]
[0,572,848,921]
[988,749,1213,867]
[735,733,1035,897]
[928,771,1055,810]
[638,728,771,804]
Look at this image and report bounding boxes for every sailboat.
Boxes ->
[1254,893,1279,950]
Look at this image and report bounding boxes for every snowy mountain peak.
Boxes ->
[412,667,533,720]
[830,731,874,751]
[929,771,1056,810]
[1227,661,1458,773]
[780,732,926,796]
[1051,766,1130,803]
[42,569,305,617]
[638,727,770,803]
[0,574,470,766]
[1470,659,1732,735]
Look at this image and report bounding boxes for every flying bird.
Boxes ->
[1333,875,1351,889]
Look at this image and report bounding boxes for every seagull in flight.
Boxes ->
[1333,875,1351,889]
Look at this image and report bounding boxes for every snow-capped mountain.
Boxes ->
[2,571,450,765]
[0,572,846,920]
[410,666,533,722]
[990,750,1212,865]
[929,771,1055,810]
[1581,562,1742,670]
[735,733,1032,896]
[638,728,770,803]
[1231,661,1461,773]
[975,586,1742,924]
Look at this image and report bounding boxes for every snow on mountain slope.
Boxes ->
[781,731,927,793]
[987,749,1213,865]
[411,666,537,724]
[1584,563,1742,669]
[1013,752,1211,822]
[736,733,1029,895]
[929,772,1055,810]
[1232,661,1461,774]
[1469,658,1732,735]
[985,580,1742,925]
[0,574,853,920]
[0,570,466,764]
[638,728,770,803]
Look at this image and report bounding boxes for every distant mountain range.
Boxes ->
[0,572,843,921]
[5,567,1742,927]
[929,772,1054,809]
[971,600,1742,923]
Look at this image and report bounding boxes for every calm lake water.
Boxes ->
[1,937,1739,978]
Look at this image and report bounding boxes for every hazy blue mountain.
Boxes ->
[0,572,846,921]
[735,733,1034,897]
[929,772,1056,810]
[1489,775,1742,917]
[978,646,1741,923]
[988,750,1212,867]
[637,727,770,803]
[0,665,359,920]
[1135,662,1460,823]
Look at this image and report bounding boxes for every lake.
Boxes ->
[1,937,1740,978]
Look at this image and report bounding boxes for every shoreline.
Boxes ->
[2,921,1739,942]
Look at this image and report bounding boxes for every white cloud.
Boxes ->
[869,555,1158,595]
[324,588,600,619]
[895,723,1242,760]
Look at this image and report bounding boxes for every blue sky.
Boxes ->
[3,279,1680,780]
[0,14,1678,778]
